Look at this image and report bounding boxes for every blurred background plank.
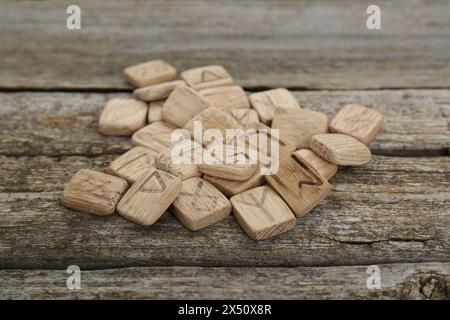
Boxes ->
[0,0,449,89]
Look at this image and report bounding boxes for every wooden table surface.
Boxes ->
[0,0,449,299]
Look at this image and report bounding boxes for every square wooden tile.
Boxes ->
[106,146,159,184]
[184,107,242,146]
[181,65,233,90]
[199,85,250,110]
[203,167,265,198]
[265,152,331,217]
[171,177,231,231]
[132,121,178,153]
[123,59,177,87]
[230,185,296,240]
[147,100,164,123]
[98,99,147,136]
[117,168,182,226]
[249,88,300,124]
[199,143,258,181]
[162,85,210,127]
[293,149,337,180]
[61,169,128,216]
[133,80,185,102]
[272,108,328,148]
[155,140,203,180]
[228,122,296,176]
[330,104,384,145]
[310,133,371,166]
[230,108,259,126]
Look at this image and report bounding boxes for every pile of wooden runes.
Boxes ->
[61,59,383,240]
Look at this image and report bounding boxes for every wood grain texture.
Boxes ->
[311,133,372,166]
[1,0,449,90]
[231,185,296,240]
[98,99,147,136]
[0,262,448,299]
[0,155,448,269]
[1,90,447,157]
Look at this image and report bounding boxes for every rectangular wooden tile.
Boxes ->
[310,133,372,166]
[98,99,147,136]
[230,185,296,240]
[199,143,258,181]
[155,140,203,180]
[181,65,233,90]
[184,107,242,146]
[249,88,300,125]
[265,152,331,217]
[61,169,128,216]
[132,121,178,153]
[133,80,185,102]
[117,168,182,226]
[106,146,158,184]
[147,100,164,123]
[230,108,259,126]
[123,59,176,88]
[293,149,338,180]
[199,85,250,110]
[171,177,231,231]
[330,104,384,145]
[272,108,328,148]
[162,85,210,127]
[203,166,265,198]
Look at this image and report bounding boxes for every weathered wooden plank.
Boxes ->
[0,91,448,157]
[0,0,449,89]
[0,263,449,299]
[0,155,448,269]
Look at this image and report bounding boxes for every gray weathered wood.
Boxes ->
[0,155,448,269]
[0,90,448,157]
[0,263,448,299]
[0,0,449,89]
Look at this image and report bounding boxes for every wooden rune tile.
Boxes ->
[199,143,258,181]
[249,88,301,125]
[106,146,159,184]
[147,100,164,123]
[330,104,384,145]
[272,108,328,149]
[293,149,337,180]
[230,185,296,240]
[265,152,331,217]
[133,80,185,102]
[230,108,260,126]
[131,121,178,153]
[203,166,265,198]
[98,99,147,136]
[155,140,203,180]
[310,133,372,166]
[123,59,177,88]
[117,168,182,226]
[181,65,233,90]
[171,177,231,231]
[61,169,128,216]
[184,107,242,146]
[199,85,250,110]
[162,85,210,127]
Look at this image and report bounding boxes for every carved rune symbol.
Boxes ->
[196,70,224,84]
[140,171,166,193]
[291,156,322,190]
[236,188,275,222]
[255,94,278,110]
[180,181,218,212]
